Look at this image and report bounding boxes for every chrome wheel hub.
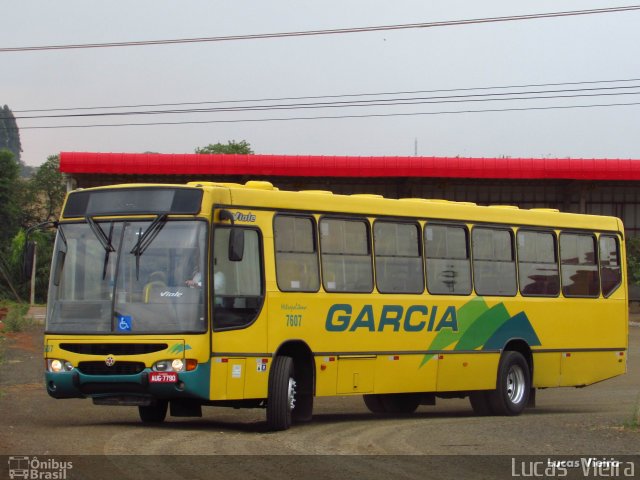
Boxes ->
[506,365,526,404]
[288,377,297,411]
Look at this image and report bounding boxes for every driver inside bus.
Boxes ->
[186,267,202,288]
[186,267,226,291]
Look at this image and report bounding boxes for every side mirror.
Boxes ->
[229,230,244,262]
[219,209,235,223]
[23,241,36,280]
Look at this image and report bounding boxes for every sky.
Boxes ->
[2,1,640,167]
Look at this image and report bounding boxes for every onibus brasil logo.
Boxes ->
[8,456,72,479]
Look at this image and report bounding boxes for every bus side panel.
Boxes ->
[336,357,375,394]
[210,357,267,400]
[314,356,338,396]
[209,313,269,400]
[559,351,626,386]
[532,352,561,387]
[436,353,499,392]
[210,360,229,400]
[374,354,438,394]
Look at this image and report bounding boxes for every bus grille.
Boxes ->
[78,361,145,376]
[60,343,168,355]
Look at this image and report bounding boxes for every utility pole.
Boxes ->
[30,242,37,305]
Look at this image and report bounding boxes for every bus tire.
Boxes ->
[380,393,420,414]
[469,391,493,416]
[267,356,296,431]
[138,400,168,423]
[488,351,530,416]
[363,394,386,414]
[292,391,313,423]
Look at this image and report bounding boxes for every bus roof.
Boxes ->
[63,181,623,233]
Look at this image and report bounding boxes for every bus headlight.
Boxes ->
[47,359,74,373]
[153,359,197,372]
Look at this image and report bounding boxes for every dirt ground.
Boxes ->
[0,321,638,478]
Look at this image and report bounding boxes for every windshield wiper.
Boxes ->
[130,214,168,279]
[86,216,115,252]
[85,217,115,280]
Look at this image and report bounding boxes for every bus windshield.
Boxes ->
[46,219,207,334]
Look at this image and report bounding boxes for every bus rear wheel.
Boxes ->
[363,393,420,414]
[363,394,386,414]
[487,351,530,416]
[266,356,296,431]
[138,400,168,423]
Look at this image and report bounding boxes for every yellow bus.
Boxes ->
[43,181,628,430]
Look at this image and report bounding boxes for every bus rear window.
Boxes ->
[599,235,621,297]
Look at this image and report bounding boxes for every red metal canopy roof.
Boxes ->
[59,152,640,181]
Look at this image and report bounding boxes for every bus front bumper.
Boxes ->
[45,363,210,402]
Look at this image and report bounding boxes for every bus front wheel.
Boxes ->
[138,400,168,423]
[267,356,296,431]
[487,351,530,416]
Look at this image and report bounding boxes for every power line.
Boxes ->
[15,100,640,130]
[10,85,640,120]
[12,77,640,114]
[2,5,639,53]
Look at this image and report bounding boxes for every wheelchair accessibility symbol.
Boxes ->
[117,315,132,332]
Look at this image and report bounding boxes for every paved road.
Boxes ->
[0,325,638,478]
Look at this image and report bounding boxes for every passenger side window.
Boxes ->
[274,215,320,292]
[425,224,472,295]
[517,230,560,297]
[320,218,373,292]
[472,227,517,296]
[374,221,424,294]
[560,233,599,297]
[599,235,621,297]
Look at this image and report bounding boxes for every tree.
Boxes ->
[26,155,66,223]
[0,149,21,246]
[0,105,22,165]
[195,140,253,154]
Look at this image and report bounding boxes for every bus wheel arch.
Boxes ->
[268,340,315,429]
[502,339,534,381]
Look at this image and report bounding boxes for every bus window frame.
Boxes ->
[47,216,210,335]
[471,225,518,297]
[210,224,266,332]
[272,213,321,293]
[424,221,473,296]
[372,218,425,295]
[559,230,601,299]
[516,228,561,298]
[318,215,374,294]
[598,233,622,298]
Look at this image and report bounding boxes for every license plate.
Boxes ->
[149,372,178,383]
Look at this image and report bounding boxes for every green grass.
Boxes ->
[624,394,640,431]
[0,302,31,369]
[0,302,30,333]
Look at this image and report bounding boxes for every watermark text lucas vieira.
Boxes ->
[512,457,635,477]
